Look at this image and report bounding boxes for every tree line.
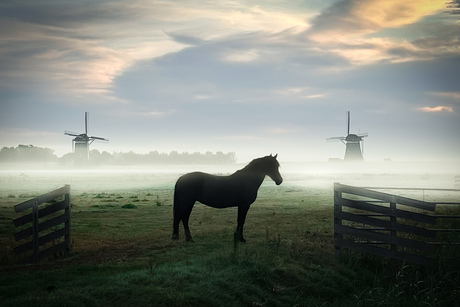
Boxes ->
[0,145,237,165]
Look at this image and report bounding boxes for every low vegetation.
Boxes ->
[0,176,459,306]
[0,145,237,165]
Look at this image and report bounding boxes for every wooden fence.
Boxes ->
[334,182,460,267]
[13,185,71,263]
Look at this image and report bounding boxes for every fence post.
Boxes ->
[64,185,71,254]
[32,198,39,263]
[390,202,398,275]
[334,184,342,261]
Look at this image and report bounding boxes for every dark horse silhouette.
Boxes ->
[172,154,283,242]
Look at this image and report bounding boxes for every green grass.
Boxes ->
[0,182,459,306]
[0,241,369,306]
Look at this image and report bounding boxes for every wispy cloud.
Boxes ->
[222,49,259,62]
[275,87,307,95]
[308,0,446,41]
[417,106,454,113]
[304,94,326,99]
[212,134,263,141]
[115,109,176,118]
[265,126,304,134]
[272,87,327,101]
[193,95,213,100]
[429,92,460,100]
[0,128,61,138]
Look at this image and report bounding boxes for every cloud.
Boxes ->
[222,49,259,62]
[429,92,460,100]
[275,87,306,95]
[0,1,313,104]
[304,94,326,99]
[0,17,187,102]
[0,2,190,101]
[273,87,327,100]
[212,134,263,141]
[112,109,176,119]
[302,0,458,66]
[417,106,454,113]
[0,128,60,138]
[194,95,212,100]
[265,126,305,134]
[308,0,446,41]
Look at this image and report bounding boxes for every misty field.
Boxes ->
[0,163,459,306]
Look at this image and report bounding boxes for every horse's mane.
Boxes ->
[240,156,279,173]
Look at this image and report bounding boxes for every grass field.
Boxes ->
[0,163,459,306]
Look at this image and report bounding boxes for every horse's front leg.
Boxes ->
[237,205,250,243]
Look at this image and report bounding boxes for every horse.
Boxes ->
[172,154,283,243]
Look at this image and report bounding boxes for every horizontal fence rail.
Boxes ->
[13,185,71,263]
[334,183,460,267]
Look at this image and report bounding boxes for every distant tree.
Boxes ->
[0,145,57,162]
[0,147,16,162]
[59,152,75,165]
[0,145,236,165]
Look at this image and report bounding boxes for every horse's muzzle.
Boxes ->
[275,178,283,185]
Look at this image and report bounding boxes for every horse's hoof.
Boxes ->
[172,234,179,240]
[186,238,195,243]
[239,237,246,243]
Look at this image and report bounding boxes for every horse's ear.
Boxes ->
[274,154,278,159]
[270,153,273,157]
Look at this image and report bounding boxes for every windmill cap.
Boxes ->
[346,134,362,141]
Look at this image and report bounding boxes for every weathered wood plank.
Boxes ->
[14,198,36,213]
[335,239,436,267]
[13,212,33,227]
[334,183,436,211]
[38,200,68,218]
[337,197,437,224]
[14,227,69,257]
[38,213,69,232]
[335,224,436,252]
[38,227,68,246]
[13,240,33,255]
[13,201,68,228]
[38,241,69,261]
[36,185,70,205]
[337,211,436,238]
[14,185,70,213]
[14,226,33,241]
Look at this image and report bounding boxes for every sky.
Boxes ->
[1,0,459,163]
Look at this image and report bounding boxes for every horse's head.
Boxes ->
[265,154,283,185]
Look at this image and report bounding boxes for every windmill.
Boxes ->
[327,111,368,161]
[64,112,108,161]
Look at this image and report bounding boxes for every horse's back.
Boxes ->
[175,172,206,196]
[176,171,259,208]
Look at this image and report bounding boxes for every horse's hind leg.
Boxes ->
[237,205,250,243]
[182,204,195,242]
[172,209,181,240]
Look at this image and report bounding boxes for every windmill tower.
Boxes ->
[64,112,108,161]
[327,111,368,161]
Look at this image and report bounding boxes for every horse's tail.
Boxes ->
[173,182,179,211]
[172,181,181,240]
